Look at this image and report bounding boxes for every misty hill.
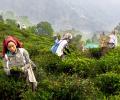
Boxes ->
[0,0,120,32]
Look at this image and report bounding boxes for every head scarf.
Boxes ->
[62,33,73,40]
[2,36,23,57]
[4,36,17,46]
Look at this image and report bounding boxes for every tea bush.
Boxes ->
[62,57,96,78]
[1,21,120,99]
[95,72,120,96]
[22,74,100,100]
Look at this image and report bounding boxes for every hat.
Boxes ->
[62,33,72,40]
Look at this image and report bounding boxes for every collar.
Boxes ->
[7,48,18,56]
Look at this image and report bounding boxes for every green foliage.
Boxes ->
[18,16,32,27]
[35,51,62,74]
[89,48,101,59]
[22,74,100,100]
[0,75,27,100]
[71,34,82,50]
[0,15,4,22]
[36,21,54,36]
[92,33,99,43]
[1,16,120,99]
[107,94,120,100]
[46,75,99,100]
[94,47,120,74]
[10,66,22,72]
[27,26,36,33]
[95,72,120,96]
[6,19,16,26]
[62,57,96,78]
[86,39,92,44]
[3,11,16,19]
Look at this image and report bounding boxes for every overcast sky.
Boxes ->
[0,0,120,32]
[0,0,120,11]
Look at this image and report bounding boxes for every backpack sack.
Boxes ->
[51,42,60,54]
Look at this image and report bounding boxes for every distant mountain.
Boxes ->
[0,0,120,32]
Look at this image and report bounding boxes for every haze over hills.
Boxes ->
[0,0,120,32]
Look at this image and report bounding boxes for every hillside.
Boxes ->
[1,21,120,99]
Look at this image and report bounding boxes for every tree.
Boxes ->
[6,19,16,26]
[36,21,54,36]
[72,34,82,43]
[71,34,82,49]
[0,15,4,22]
[4,11,16,20]
[86,39,92,44]
[18,16,32,27]
[92,33,98,43]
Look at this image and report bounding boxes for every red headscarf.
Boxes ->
[2,36,23,57]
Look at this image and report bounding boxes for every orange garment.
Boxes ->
[99,35,109,48]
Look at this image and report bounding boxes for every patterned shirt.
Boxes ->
[3,48,30,69]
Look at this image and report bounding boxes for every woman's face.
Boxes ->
[7,41,17,53]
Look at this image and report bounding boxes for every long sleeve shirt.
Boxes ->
[56,40,68,56]
[3,48,30,69]
[109,34,117,46]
